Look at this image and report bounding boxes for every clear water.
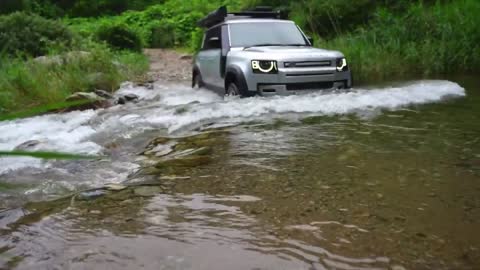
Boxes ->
[0,77,478,269]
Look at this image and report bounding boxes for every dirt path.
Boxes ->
[144,49,192,83]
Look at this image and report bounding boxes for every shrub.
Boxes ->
[95,24,143,52]
[0,12,73,57]
[150,24,175,48]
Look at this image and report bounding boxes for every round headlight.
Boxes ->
[252,60,278,74]
[336,58,348,72]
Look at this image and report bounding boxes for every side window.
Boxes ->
[202,26,221,50]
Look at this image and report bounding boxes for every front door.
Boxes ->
[198,26,222,88]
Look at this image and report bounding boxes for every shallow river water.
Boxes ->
[0,77,479,269]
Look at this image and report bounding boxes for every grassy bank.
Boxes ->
[0,47,148,114]
[0,12,149,116]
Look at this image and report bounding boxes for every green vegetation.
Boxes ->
[62,0,479,82]
[0,12,148,116]
[0,44,148,113]
[96,24,143,52]
[320,0,480,82]
[0,12,73,57]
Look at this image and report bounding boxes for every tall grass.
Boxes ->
[319,0,480,83]
[0,44,148,114]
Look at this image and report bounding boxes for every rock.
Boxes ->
[134,186,163,197]
[391,265,407,270]
[104,183,127,191]
[34,55,63,66]
[94,89,113,99]
[124,94,139,101]
[66,92,104,102]
[78,190,106,200]
[116,96,127,105]
[146,83,154,90]
[14,140,41,151]
[180,54,193,60]
[116,94,139,105]
[34,51,91,66]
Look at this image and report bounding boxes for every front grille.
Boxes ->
[286,81,334,91]
[286,72,333,77]
[284,61,332,68]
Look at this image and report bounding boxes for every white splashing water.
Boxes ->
[0,80,465,175]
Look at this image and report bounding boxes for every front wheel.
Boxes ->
[226,82,241,96]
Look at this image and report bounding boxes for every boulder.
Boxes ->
[124,93,139,101]
[34,55,63,66]
[116,93,139,105]
[34,51,91,66]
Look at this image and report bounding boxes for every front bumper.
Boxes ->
[245,67,352,96]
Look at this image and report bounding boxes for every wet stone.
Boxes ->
[104,183,127,191]
[94,89,114,99]
[134,186,163,197]
[78,190,106,201]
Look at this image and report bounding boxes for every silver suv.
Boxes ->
[192,6,352,97]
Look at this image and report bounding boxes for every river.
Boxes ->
[0,77,478,269]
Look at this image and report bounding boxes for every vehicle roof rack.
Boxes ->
[197,6,286,28]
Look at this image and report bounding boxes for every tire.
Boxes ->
[192,72,204,89]
[226,81,241,96]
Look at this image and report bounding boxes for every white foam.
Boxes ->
[0,80,465,175]
[148,80,466,132]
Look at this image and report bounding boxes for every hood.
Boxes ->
[241,46,344,59]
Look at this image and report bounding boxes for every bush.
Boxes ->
[150,24,175,48]
[322,0,480,82]
[0,12,73,57]
[95,24,143,52]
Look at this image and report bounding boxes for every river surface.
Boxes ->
[0,77,479,269]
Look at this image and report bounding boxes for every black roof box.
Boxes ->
[197,6,286,28]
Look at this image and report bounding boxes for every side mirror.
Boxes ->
[307,36,314,46]
[208,36,221,49]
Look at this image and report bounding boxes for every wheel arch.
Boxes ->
[224,65,249,94]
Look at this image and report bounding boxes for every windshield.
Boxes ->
[229,22,308,47]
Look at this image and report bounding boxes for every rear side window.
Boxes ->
[202,26,221,50]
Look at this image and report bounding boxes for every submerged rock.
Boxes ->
[116,93,139,105]
[78,189,106,201]
[133,186,163,197]
[104,183,127,191]
[14,140,41,151]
